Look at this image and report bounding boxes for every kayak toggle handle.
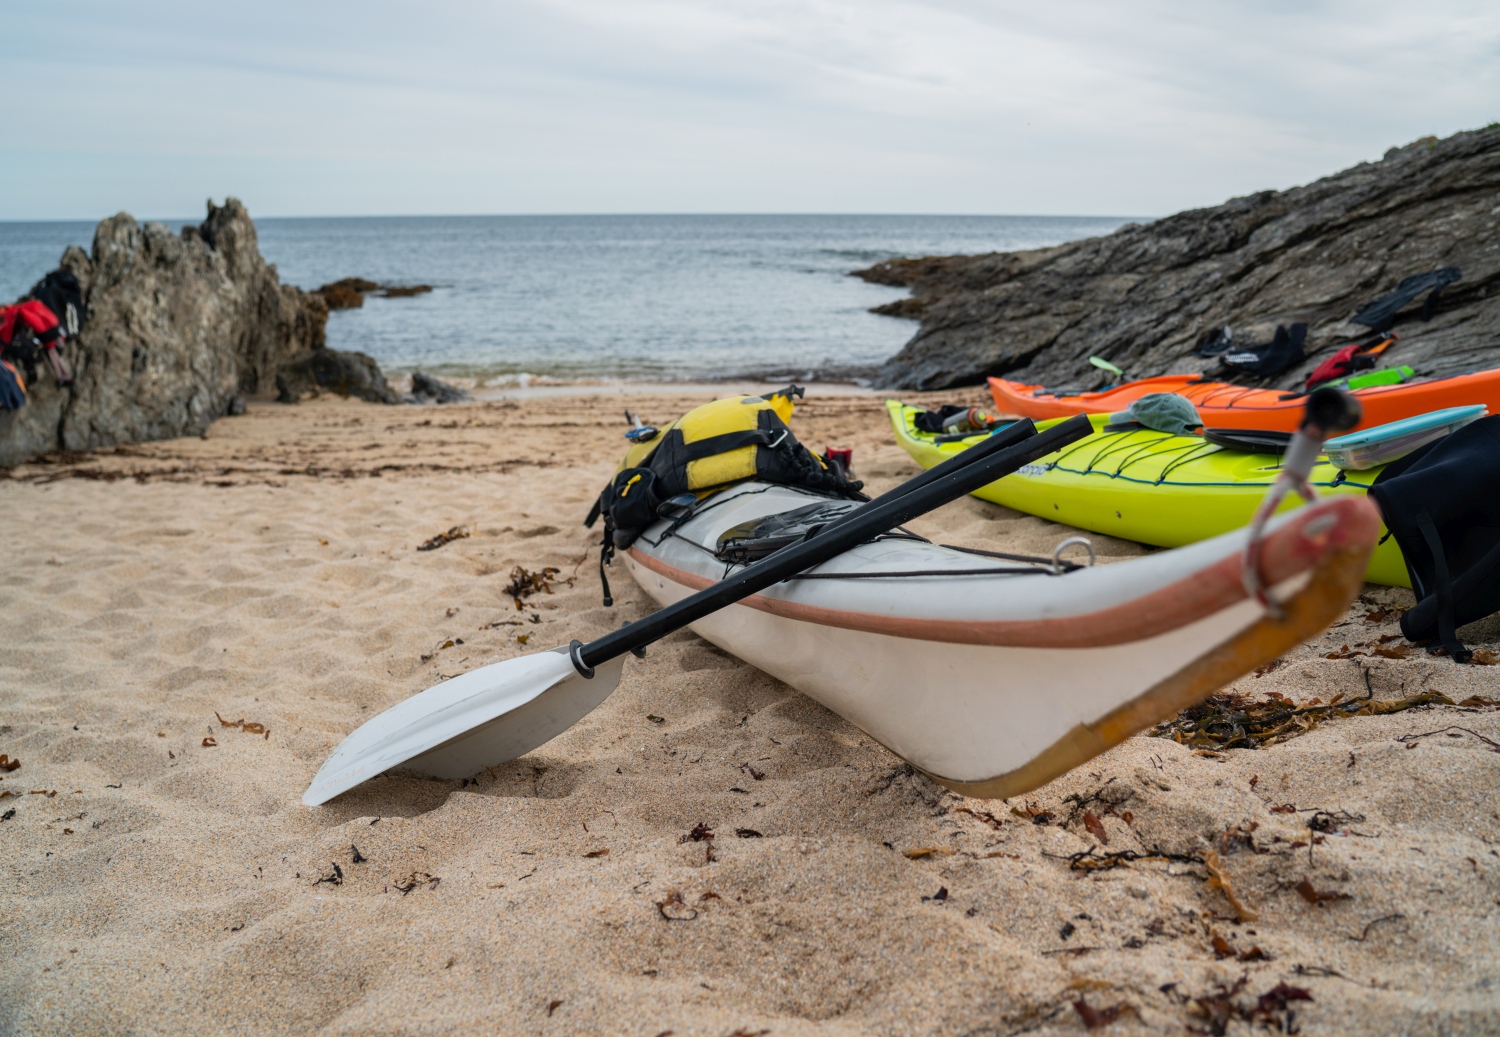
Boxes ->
[1242,387,1362,617]
[1051,536,1096,573]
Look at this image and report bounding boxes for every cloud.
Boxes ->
[0,0,1495,218]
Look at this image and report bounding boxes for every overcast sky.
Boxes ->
[3,1,1496,220]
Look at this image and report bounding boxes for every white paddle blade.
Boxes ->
[302,646,625,806]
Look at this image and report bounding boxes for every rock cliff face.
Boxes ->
[863,126,1500,391]
[1,199,331,467]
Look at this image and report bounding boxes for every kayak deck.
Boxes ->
[888,401,1409,587]
[989,369,1500,433]
[622,481,1377,797]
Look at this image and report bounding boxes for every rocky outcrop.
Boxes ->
[317,278,378,310]
[276,348,399,404]
[864,126,1500,391]
[0,204,499,467]
[315,278,433,309]
[0,199,332,467]
[408,371,469,404]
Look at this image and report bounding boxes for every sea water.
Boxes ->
[0,214,1129,383]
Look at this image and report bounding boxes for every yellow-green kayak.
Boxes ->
[887,400,1409,587]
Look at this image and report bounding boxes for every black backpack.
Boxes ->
[28,269,86,339]
[1369,415,1500,661]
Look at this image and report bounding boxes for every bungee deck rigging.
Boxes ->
[888,401,1408,586]
[635,483,1089,583]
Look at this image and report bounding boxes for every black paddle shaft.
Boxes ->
[829,416,1036,519]
[575,413,1093,672]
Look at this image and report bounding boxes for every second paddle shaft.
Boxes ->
[861,418,1035,507]
[577,413,1094,671]
[817,417,1035,535]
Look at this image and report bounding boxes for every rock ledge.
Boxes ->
[862,126,1500,392]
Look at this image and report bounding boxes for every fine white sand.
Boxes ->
[2,388,1497,1035]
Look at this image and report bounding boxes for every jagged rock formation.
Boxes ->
[863,126,1500,391]
[0,199,409,468]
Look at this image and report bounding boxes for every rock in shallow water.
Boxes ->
[315,278,377,310]
[315,278,432,309]
[276,349,399,405]
[407,370,470,404]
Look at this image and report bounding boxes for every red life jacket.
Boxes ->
[1304,335,1396,390]
[0,300,61,347]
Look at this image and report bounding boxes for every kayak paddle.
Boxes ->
[302,413,1093,806]
[817,415,1035,529]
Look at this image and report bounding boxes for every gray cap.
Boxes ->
[1110,392,1203,436]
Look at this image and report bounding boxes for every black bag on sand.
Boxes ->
[1370,415,1500,661]
[1217,323,1306,379]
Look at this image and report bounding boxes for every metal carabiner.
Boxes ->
[1051,536,1096,574]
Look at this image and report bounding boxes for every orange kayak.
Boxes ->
[988,369,1500,432]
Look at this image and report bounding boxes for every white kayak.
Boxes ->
[623,482,1377,799]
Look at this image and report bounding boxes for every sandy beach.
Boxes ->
[3,387,1498,1036]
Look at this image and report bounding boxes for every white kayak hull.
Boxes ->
[623,483,1376,798]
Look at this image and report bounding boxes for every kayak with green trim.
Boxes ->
[887,399,1410,587]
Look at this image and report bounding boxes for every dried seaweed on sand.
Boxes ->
[505,565,570,608]
[417,525,471,551]
[1150,673,1494,751]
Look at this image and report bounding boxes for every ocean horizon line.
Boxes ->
[0,210,1152,226]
